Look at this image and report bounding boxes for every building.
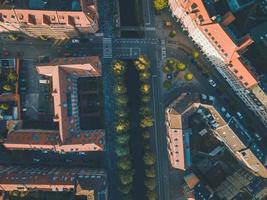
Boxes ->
[3,56,105,152]
[165,93,267,178]
[0,0,99,39]
[183,173,215,200]
[168,0,267,126]
[0,165,107,200]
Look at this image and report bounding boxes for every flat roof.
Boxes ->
[0,0,82,11]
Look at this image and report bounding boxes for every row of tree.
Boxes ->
[111,60,134,200]
[134,55,157,200]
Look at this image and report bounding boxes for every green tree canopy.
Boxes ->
[115,109,128,119]
[117,157,132,170]
[143,131,150,140]
[2,84,12,91]
[115,145,129,157]
[162,65,174,74]
[140,116,154,128]
[145,166,156,178]
[118,183,132,194]
[116,134,130,145]
[176,62,186,71]
[163,80,172,89]
[119,171,133,185]
[7,72,17,82]
[116,96,128,107]
[0,103,9,111]
[140,83,151,94]
[139,106,152,116]
[146,190,158,200]
[134,55,150,71]
[153,0,168,11]
[141,95,151,103]
[112,60,126,75]
[184,72,193,81]
[114,119,129,133]
[114,83,127,95]
[145,177,156,190]
[139,71,151,82]
[144,152,156,165]
[192,51,200,59]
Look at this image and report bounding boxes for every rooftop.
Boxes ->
[3,57,105,152]
[0,0,82,11]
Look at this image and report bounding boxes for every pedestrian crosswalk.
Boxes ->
[103,37,112,58]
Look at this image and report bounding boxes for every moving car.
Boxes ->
[208,79,217,87]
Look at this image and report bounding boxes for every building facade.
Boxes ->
[168,0,267,126]
[0,0,99,39]
[0,165,107,200]
[3,56,105,152]
[165,93,267,178]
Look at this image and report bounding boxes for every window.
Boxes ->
[234,69,238,73]
[218,45,221,49]
[175,145,178,147]
[204,29,208,32]
[244,82,248,86]
[176,160,179,162]
[208,33,211,36]
[211,37,214,40]
[191,3,198,10]
[224,53,228,57]
[11,15,15,19]
[239,76,243,80]
[221,49,225,53]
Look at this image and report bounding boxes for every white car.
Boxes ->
[236,112,243,119]
[208,79,217,87]
[255,133,262,141]
[71,39,80,43]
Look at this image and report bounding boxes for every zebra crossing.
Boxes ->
[103,37,112,58]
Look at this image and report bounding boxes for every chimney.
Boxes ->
[237,34,254,52]
[222,11,235,26]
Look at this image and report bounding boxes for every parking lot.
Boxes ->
[19,59,54,124]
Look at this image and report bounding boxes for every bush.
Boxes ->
[144,152,156,165]
[176,62,186,71]
[140,116,154,128]
[153,0,168,11]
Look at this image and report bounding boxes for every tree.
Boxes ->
[169,30,176,38]
[146,190,157,200]
[2,84,12,91]
[140,83,151,94]
[115,145,129,157]
[134,55,150,71]
[163,80,172,89]
[141,95,151,103]
[140,116,154,128]
[184,72,193,81]
[139,71,151,82]
[117,157,132,170]
[0,103,9,111]
[143,131,150,140]
[118,183,132,194]
[119,171,133,185]
[162,65,173,74]
[114,120,129,133]
[153,0,168,11]
[112,60,126,75]
[144,152,156,165]
[145,167,156,178]
[116,134,130,145]
[176,62,186,71]
[139,106,152,116]
[192,51,200,59]
[114,83,127,95]
[7,72,17,82]
[116,96,128,106]
[145,177,156,190]
[116,109,128,118]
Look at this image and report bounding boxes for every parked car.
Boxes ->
[208,79,217,87]
[221,107,226,113]
[255,133,262,141]
[236,112,243,119]
[71,39,80,43]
